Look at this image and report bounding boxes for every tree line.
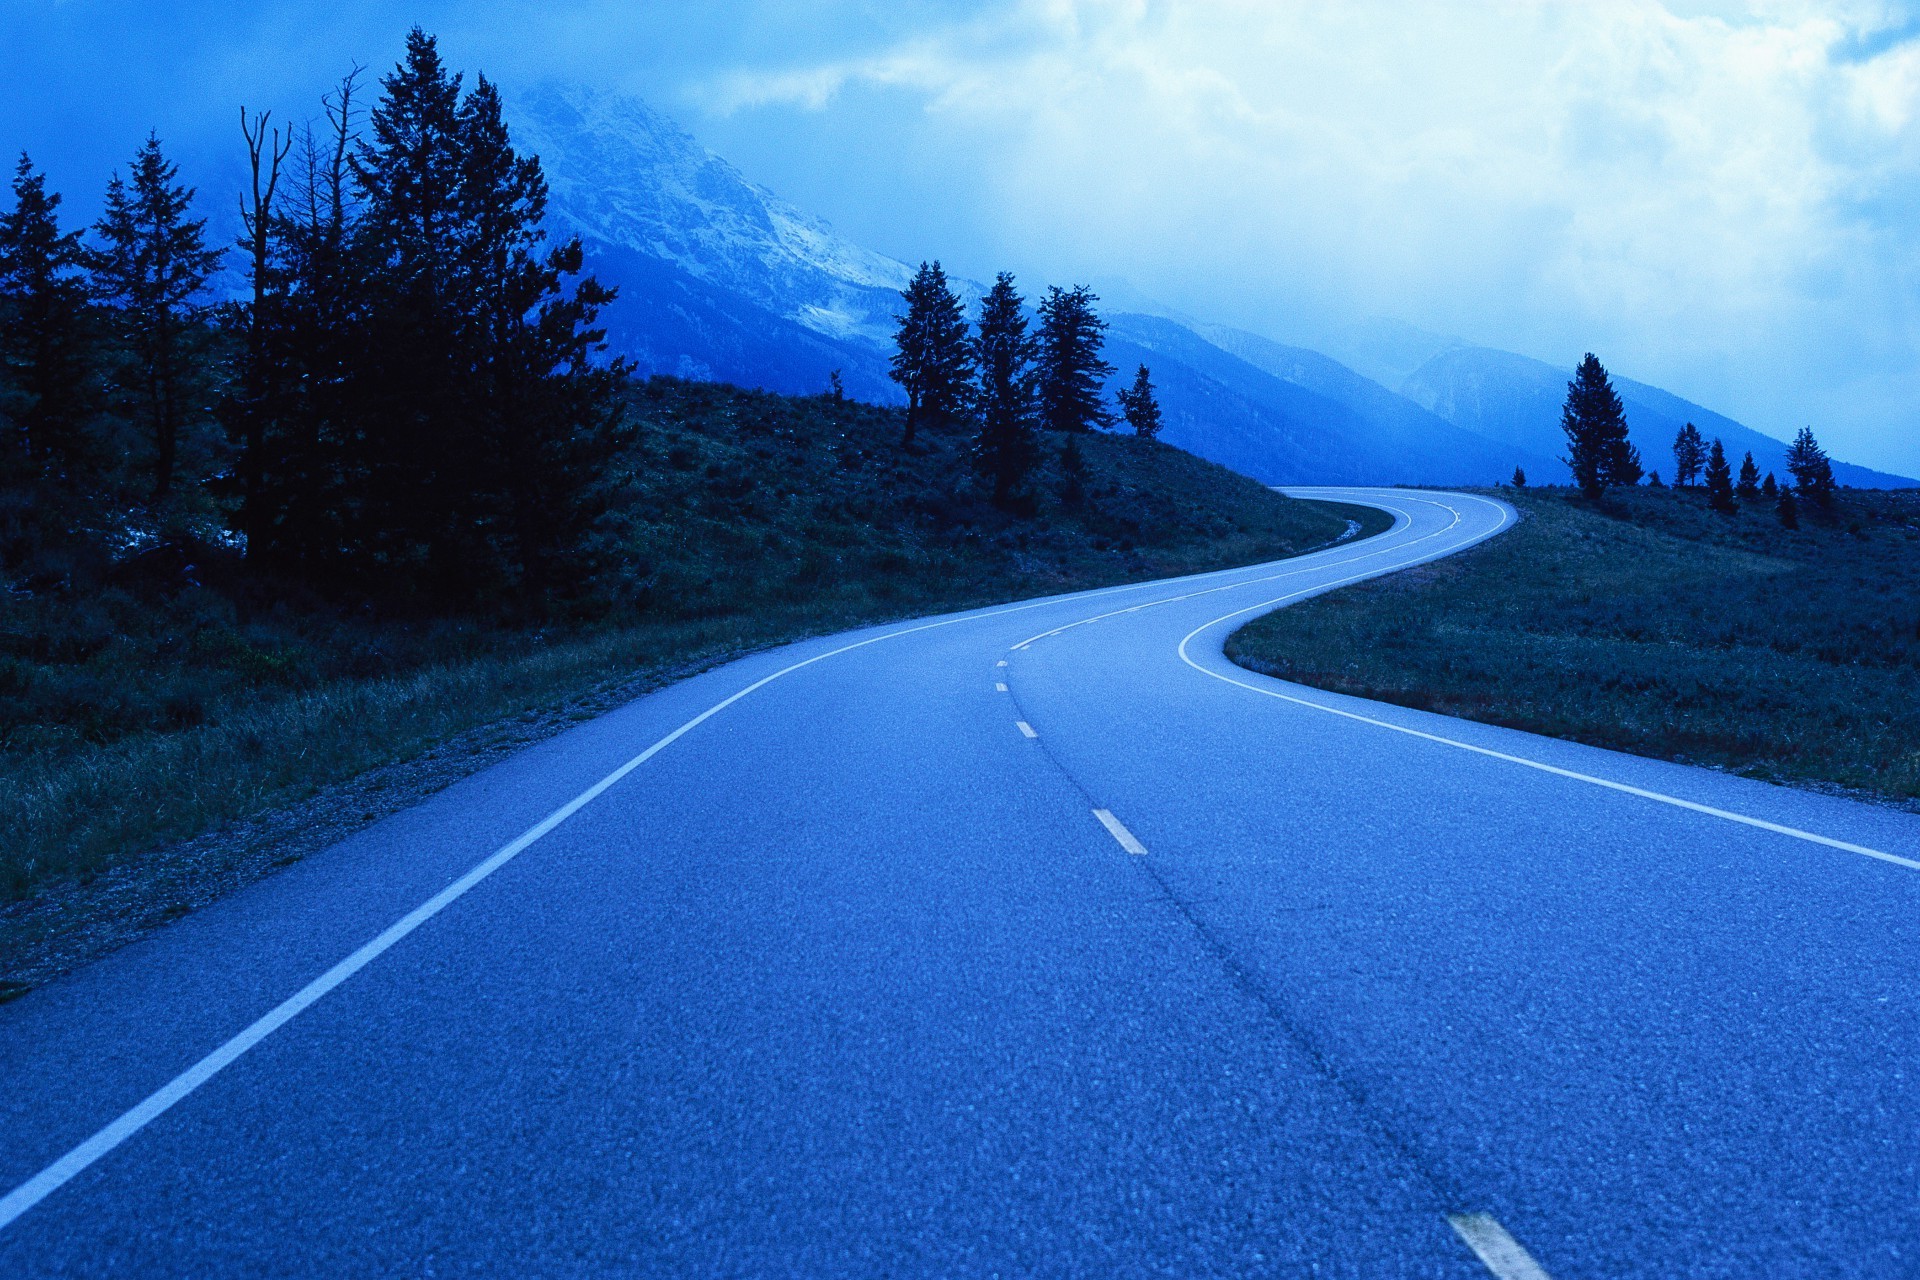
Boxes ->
[1542,352,1838,528]
[0,29,626,612]
[890,263,1163,512]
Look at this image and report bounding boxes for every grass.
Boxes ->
[1227,484,1920,802]
[1,376,1382,905]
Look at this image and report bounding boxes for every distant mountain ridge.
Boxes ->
[1403,347,1912,489]
[509,82,1911,489]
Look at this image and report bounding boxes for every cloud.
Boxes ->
[699,0,1920,471]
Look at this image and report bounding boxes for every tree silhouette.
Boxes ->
[0,154,100,487]
[1672,422,1705,488]
[1035,285,1115,434]
[1116,363,1162,440]
[90,135,222,500]
[889,260,970,449]
[1785,427,1836,510]
[1705,438,1737,513]
[970,272,1038,509]
[1562,353,1634,497]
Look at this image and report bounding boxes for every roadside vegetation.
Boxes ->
[1229,484,1920,802]
[3,377,1371,909]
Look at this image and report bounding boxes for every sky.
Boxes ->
[5,0,1920,474]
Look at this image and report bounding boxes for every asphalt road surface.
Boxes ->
[5,487,1919,1277]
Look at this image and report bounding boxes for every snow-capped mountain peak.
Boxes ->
[508,83,910,349]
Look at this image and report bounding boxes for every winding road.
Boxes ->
[4,487,1920,1276]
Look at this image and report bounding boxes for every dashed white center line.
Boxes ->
[1092,809,1149,856]
[1015,720,1038,739]
[996,660,1008,667]
[1448,1214,1553,1280]
[995,682,1008,692]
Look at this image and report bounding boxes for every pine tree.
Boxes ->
[89,134,222,501]
[352,28,469,576]
[1785,427,1836,510]
[1672,422,1705,487]
[1705,438,1736,513]
[1735,451,1760,499]
[1116,364,1162,440]
[0,154,100,488]
[1762,472,1778,498]
[971,272,1037,510]
[1511,465,1527,488]
[444,65,627,603]
[1647,470,1664,487]
[1059,431,1086,507]
[1035,285,1115,434]
[1777,484,1798,529]
[1562,353,1631,498]
[889,260,970,448]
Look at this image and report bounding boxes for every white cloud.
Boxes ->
[701,0,1920,471]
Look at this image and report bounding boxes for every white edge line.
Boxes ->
[1092,809,1149,856]
[1173,496,1920,874]
[1448,1213,1554,1280]
[1004,497,1442,652]
[0,547,1363,1235]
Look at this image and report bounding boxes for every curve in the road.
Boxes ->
[6,486,1919,1278]
[0,489,1510,1239]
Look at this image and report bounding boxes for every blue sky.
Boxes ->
[6,1,1920,474]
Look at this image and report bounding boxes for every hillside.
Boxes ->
[1228,486,1920,803]
[0,380,1382,986]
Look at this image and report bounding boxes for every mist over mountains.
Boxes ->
[511,84,1911,490]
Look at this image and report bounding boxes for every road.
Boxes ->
[3,486,1919,1277]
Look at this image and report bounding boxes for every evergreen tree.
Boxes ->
[442,63,627,603]
[1735,450,1760,499]
[352,28,469,577]
[89,134,222,501]
[889,261,970,448]
[1762,472,1778,498]
[1785,427,1836,510]
[1116,364,1162,440]
[1058,431,1086,507]
[1562,353,1632,497]
[1647,470,1664,487]
[0,155,100,488]
[1035,284,1115,434]
[1511,465,1527,488]
[1672,422,1705,487]
[1777,483,1798,528]
[970,272,1038,509]
[1704,438,1736,513]
[1610,432,1644,488]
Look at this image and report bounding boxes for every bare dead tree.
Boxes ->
[233,106,292,557]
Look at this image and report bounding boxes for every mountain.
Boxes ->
[1294,316,1470,390]
[1196,325,1558,482]
[509,83,905,399]
[1107,316,1535,485]
[508,83,1910,489]
[1404,347,1913,489]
